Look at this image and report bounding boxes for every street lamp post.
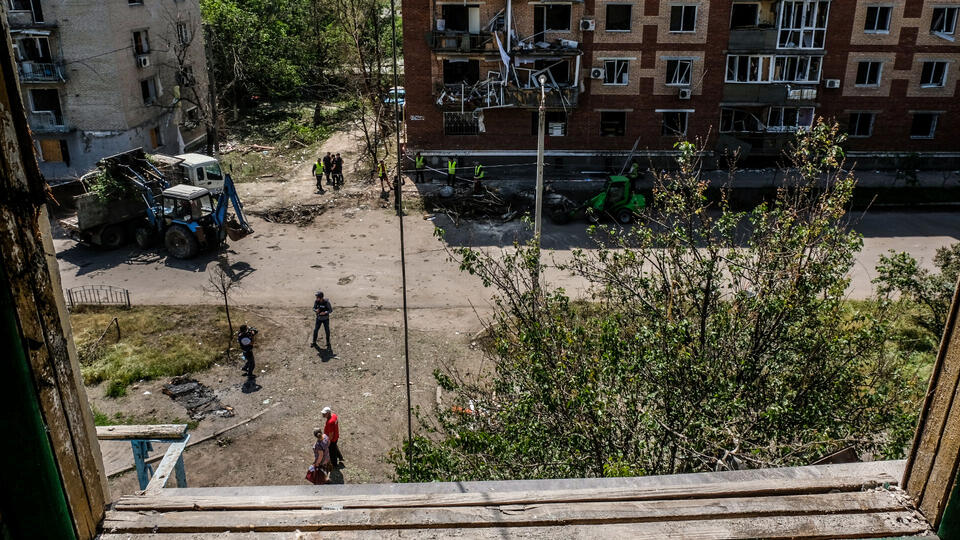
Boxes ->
[534,75,546,239]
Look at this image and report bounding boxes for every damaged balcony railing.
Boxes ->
[18,60,66,82]
[426,31,494,53]
[435,81,579,111]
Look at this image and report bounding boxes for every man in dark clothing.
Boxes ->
[238,325,258,376]
[322,152,332,185]
[393,173,405,216]
[312,291,333,349]
[333,153,344,189]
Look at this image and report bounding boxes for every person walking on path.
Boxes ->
[447,157,457,187]
[322,406,344,467]
[309,427,331,484]
[378,160,389,192]
[312,291,333,349]
[414,152,425,183]
[322,152,333,186]
[393,173,405,216]
[333,153,344,190]
[238,324,258,376]
[313,158,325,194]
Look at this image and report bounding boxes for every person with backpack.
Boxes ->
[237,325,258,376]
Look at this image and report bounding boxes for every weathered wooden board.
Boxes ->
[99,511,931,539]
[102,491,908,533]
[96,424,189,441]
[145,440,189,492]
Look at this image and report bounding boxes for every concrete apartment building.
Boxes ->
[403,0,960,171]
[6,0,210,183]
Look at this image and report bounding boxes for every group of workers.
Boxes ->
[313,152,344,194]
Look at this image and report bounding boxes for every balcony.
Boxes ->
[435,82,579,111]
[722,84,818,106]
[18,61,66,83]
[728,27,778,51]
[426,31,494,54]
[28,111,69,133]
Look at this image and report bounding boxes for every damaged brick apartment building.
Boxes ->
[403,0,960,172]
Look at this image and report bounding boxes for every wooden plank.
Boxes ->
[96,424,189,441]
[115,470,901,512]
[903,275,960,529]
[145,439,190,492]
[99,510,931,538]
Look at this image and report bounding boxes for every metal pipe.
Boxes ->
[535,74,546,239]
[506,0,512,51]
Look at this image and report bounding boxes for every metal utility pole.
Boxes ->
[534,74,546,238]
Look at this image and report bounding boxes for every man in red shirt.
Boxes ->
[321,406,344,467]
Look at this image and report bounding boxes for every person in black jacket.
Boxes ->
[312,291,333,349]
[238,325,258,376]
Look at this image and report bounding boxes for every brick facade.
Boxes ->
[404,0,960,169]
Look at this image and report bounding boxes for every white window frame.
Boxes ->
[772,55,822,83]
[920,60,949,87]
[603,59,630,85]
[604,3,633,32]
[669,4,698,33]
[910,112,939,139]
[778,0,830,49]
[931,6,958,38]
[8,0,33,11]
[854,60,883,86]
[864,5,892,33]
[848,112,875,138]
[725,55,773,83]
[766,106,815,132]
[657,109,692,136]
[664,58,693,86]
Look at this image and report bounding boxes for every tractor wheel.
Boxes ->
[99,225,128,249]
[164,225,199,259]
[134,226,158,249]
[616,208,633,225]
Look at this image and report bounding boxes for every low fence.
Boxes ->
[65,285,131,309]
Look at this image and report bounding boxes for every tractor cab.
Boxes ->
[584,175,646,224]
[160,184,214,225]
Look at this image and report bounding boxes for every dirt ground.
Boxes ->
[52,123,960,500]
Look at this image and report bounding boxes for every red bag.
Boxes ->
[306,466,324,485]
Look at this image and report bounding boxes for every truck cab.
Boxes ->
[175,153,225,193]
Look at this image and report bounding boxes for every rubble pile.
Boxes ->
[250,203,327,225]
[422,188,531,224]
[162,376,235,420]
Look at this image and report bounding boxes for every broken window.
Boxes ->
[29,88,62,123]
[603,59,629,85]
[600,111,626,136]
[773,55,821,82]
[444,112,480,136]
[661,111,689,136]
[931,7,958,37]
[178,64,196,86]
[720,108,763,132]
[531,111,568,136]
[848,112,874,137]
[767,106,814,132]
[730,3,760,28]
[141,77,159,104]
[778,0,829,49]
[726,55,772,83]
[920,61,948,87]
[864,6,891,33]
[184,106,200,127]
[17,37,51,62]
[535,60,569,85]
[534,3,571,40]
[855,61,882,86]
[670,5,697,32]
[441,5,480,32]
[133,30,150,55]
[910,112,938,138]
[606,4,633,31]
[443,59,480,84]
[38,139,69,164]
[665,59,692,85]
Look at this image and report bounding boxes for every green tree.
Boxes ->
[875,243,960,340]
[390,120,922,482]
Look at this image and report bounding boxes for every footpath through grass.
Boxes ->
[71,305,230,397]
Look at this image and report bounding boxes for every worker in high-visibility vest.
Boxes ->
[415,152,425,183]
[472,161,485,194]
[313,158,325,194]
[447,157,457,187]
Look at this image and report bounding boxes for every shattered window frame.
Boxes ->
[719,107,764,133]
[920,60,948,87]
[660,110,689,136]
[777,0,830,49]
[931,7,958,37]
[605,3,633,31]
[910,112,939,139]
[603,59,630,85]
[541,4,572,32]
[772,55,822,83]
[665,58,693,86]
[600,111,627,136]
[766,106,815,132]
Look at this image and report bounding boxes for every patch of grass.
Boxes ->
[71,306,230,398]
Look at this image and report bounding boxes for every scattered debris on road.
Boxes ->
[250,203,327,225]
[422,187,533,225]
[162,376,235,420]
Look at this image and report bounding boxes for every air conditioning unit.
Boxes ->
[136,54,150,68]
[580,18,595,31]
[590,67,605,79]
[825,79,840,89]
[678,88,692,100]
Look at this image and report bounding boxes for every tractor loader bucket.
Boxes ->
[225,218,252,241]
